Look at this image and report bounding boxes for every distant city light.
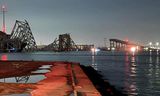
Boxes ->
[156,42,159,46]
[144,47,148,51]
[111,47,115,51]
[95,48,100,52]
[149,42,152,46]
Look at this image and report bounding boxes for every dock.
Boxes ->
[0,61,101,96]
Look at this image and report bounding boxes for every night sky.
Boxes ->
[1,0,160,46]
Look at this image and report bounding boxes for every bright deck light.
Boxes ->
[131,47,136,52]
[91,48,100,52]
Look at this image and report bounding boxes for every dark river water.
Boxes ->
[0,51,160,96]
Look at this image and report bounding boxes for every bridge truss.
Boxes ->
[43,33,78,51]
[10,20,37,51]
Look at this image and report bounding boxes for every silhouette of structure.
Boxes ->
[41,33,95,51]
[10,20,37,51]
[0,20,37,52]
[0,31,22,52]
[15,76,30,83]
[109,39,144,51]
[42,33,78,51]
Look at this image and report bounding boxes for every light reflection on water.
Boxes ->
[0,51,160,96]
[0,64,51,83]
[124,54,138,96]
[0,75,46,83]
[3,93,30,96]
[91,51,98,70]
[0,64,51,96]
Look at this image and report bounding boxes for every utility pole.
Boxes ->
[1,4,7,33]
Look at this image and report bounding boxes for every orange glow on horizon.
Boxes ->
[124,38,129,42]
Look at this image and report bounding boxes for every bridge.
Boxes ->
[109,39,144,51]
[10,20,37,51]
[42,33,78,51]
[0,20,37,52]
[41,33,94,52]
[2,20,149,52]
[0,20,93,52]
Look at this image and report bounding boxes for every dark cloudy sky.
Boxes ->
[1,0,160,46]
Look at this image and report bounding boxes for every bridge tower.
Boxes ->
[10,20,37,51]
[43,33,77,51]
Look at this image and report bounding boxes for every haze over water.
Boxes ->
[0,51,160,96]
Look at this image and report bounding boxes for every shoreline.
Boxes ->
[81,65,127,96]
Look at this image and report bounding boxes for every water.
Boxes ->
[0,64,51,83]
[0,75,46,83]
[3,94,30,96]
[32,65,51,73]
[0,51,160,96]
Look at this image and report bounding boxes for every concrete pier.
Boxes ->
[0,61,101,96]
[31,62,101,96]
